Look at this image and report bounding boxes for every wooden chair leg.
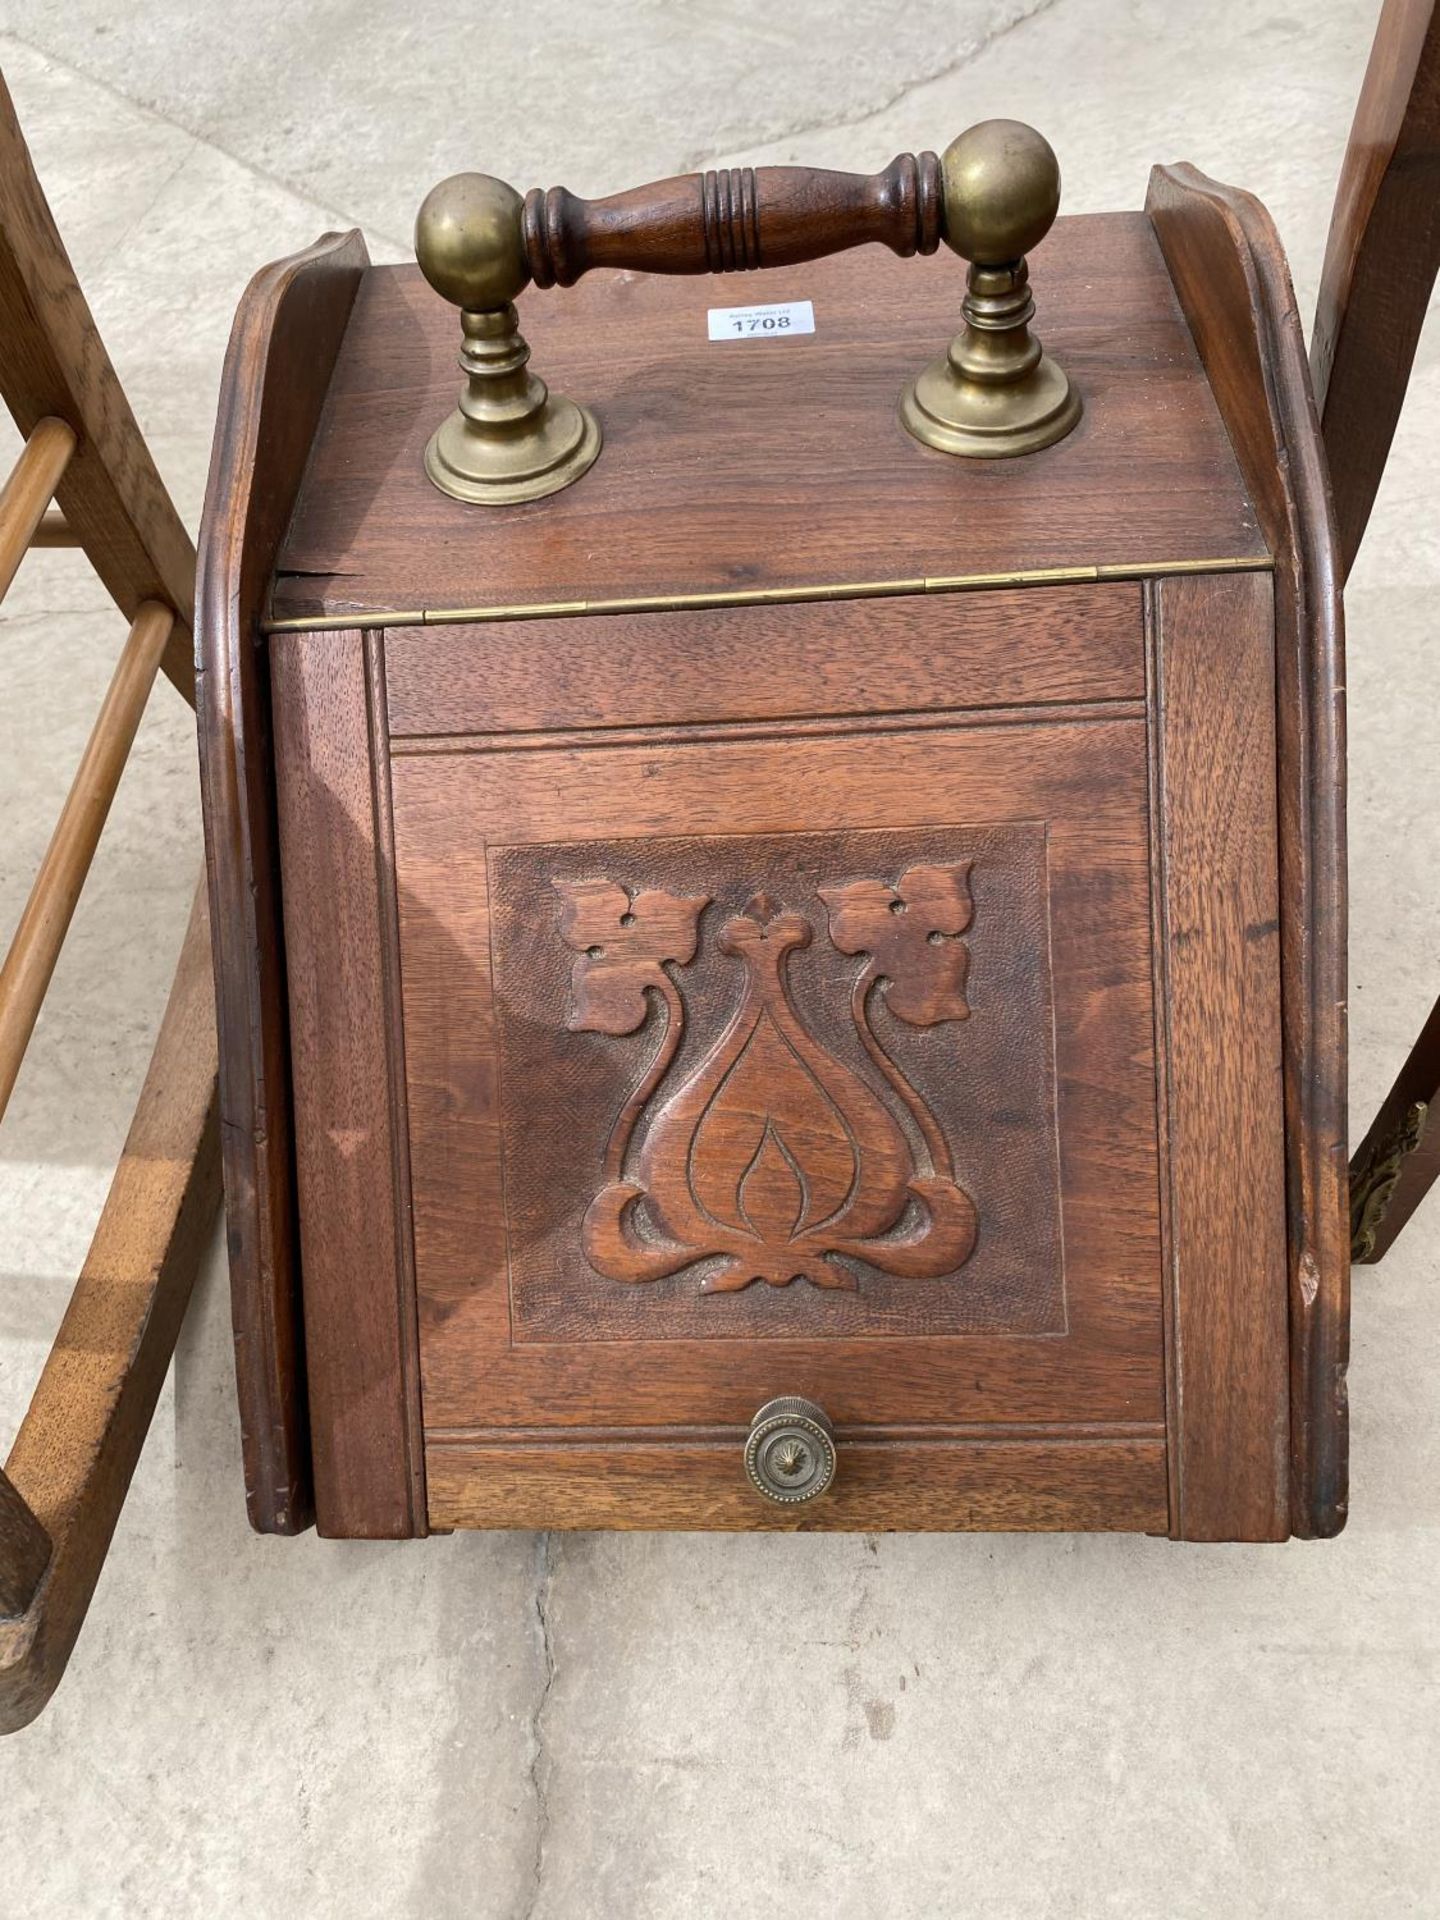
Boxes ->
[0,69,196,699]
[1311,0,1440,580]
[1314,4,1440,1260]
[0,60,217,1732]
[0,1472,51,1618]
[0,415,74,599]
[1351,996,1440,1262]
[0,879,221,1733]
[0,600,174,1119]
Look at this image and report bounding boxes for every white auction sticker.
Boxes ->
[707,298,815,341]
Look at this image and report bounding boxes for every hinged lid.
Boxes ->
[269,214,1265,631]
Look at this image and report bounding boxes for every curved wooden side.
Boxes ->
[1311,0,1440,580]
[1146,164,1349,1538]
[195,229,368,1534]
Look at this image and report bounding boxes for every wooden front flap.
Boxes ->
[270,571,1289,1537]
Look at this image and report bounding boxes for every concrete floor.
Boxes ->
[0,1,1436,1913]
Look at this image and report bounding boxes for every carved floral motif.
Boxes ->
[819,861,974,1025]
[554,879,708,1034]
[555,872,979,1294]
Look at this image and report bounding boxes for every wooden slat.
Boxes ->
[0,600,173,1120]
[1311,0,1440,580]
[0,61,216,1732]
[383,584,1143,738]
[0,415,74,600]
[29,508,78,549]
[427,1438,1171,1533]
[0,70,195,699]
[269,629,426,1538]
[1320,0,1440,1264]
[0,880,221,1732]
[1149,571,1290,1541]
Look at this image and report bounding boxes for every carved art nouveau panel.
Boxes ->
[489,823,1064,1343]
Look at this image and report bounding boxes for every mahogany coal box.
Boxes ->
[196,140,1346,1543]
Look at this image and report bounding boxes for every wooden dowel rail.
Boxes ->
[29,508,77,548]
[0,415,75,603]
[0,597,174,1122]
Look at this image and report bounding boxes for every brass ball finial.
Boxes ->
[899,116,1080,459]
[415,173,531,314]
[938,119,1061,266]
[414,171,600,505]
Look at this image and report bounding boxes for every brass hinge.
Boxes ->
[1350,1100,1429,1262]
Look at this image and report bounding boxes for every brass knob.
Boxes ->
[899,119,1081,459]
[938,118,1061,266]
[745,1397,837,1505]
[415,172,600,506]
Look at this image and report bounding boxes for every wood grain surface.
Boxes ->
[393,701,1161,1426]
[383,583,1142,739]
[522,155,942,286]
[1311,0,1440,579]
[269,632,426,1538]
[0,601,174,1124]
[215,188,1343,1537]
[1149,164,1349,1539]
[490,823,1053,1337]
[1314,0,1440,1265]
[308,587,1178,1533]
[271,215,1264,624]
[427,1436,1169,1533]
[0,414,74,603]
[0,882,220,1731]
[0,1474,50,1619]
[1,75,224,1725]
[1148,572,1289,1541]
[1350,993,1440,1262]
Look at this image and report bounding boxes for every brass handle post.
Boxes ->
[899,119,1082,458]
[414,174,601,506]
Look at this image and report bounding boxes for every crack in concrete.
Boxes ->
[7,0,1072,256]
[0,29,410,253]
[518,1531,558,1920]
[677,0,1069,171]
[89,143,196,288]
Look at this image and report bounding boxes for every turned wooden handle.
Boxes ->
[521,156,943,288]
[415,128,1062,317]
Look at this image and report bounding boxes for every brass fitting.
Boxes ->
[899,120,1082,459]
